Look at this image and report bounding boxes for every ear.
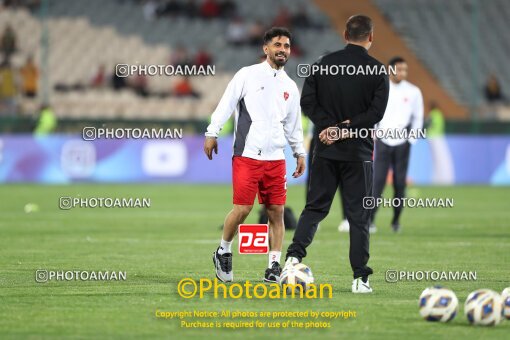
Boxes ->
[368,32,373,42]
[343,30,348,42]
[263,44,268,55]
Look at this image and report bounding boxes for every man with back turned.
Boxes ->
[284,15,390,293]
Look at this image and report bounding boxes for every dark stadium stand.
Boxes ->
[1,0,510,131]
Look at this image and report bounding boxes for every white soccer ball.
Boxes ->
[280,263,314,293]
[464,289,504,326]
[418,286,458,322]
[501,287,510,320]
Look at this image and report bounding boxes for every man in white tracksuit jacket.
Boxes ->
[204,27,306,283]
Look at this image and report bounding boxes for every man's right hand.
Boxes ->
[204,137,218,160]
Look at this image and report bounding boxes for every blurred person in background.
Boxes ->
[219,0,236,19]
[225,16,248,46]
[247,20,266,46]
[426,101,454,185]
[182,0,199,18]
[272,7,291,28]
[194,47,213,67]
[170,44,192,67]
[292,5,324,30]
[0,25,17,59]
[291,5,311,29]
[20,55,38,97]
[158,0,182,17]
[0,57,17,116]
[132,73,149,97]
[173,76,200,98]
[484,74,505,103]
[90,64,106,89]
[142,0,158,21]
[370,56,424,233]
[111,64,127,91]
[426,101,445,137]
[200,0,220,19]
[34,103,57,135]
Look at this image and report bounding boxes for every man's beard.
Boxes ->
[271,52,287,67]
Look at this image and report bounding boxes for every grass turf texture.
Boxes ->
[0,184,509,339]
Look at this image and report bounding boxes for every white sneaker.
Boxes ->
[212,248,233,282]
[284,256,299,270]
[352,277,373,293]
[338,219,350,232]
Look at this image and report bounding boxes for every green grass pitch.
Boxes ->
[0,184,509,339]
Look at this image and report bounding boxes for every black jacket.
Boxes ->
[301,44,389,161]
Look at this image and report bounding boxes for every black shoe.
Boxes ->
[264,261,282,283]
[212,247,233,282]
[391,222,401,233]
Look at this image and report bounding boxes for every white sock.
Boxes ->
[268,251,281,267]
[218,239,232,255]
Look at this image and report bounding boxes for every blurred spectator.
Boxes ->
[4,0,41,11]
[111,65,127,90]
[171,44,192,67]
[143,0,158,21]
[26,0,42,12]
[1,25,17,59]
[484,74,505,103]
[219,0,236,19]
[425,101,454,184]
[194,47,213,67]
[159,0,182,17]
[225,16,247,46]
[289,36,304,57]
[34,104,57,135]
[0,58,17,116]
[200,0,220,19]
[182,0,198,18]
[292,5,311,28]
[426,101,445,138]
[20,55,38,97]
[132,74,149,97]
[173,76,200,98]
[247,20,265,46]
[90,64,106,88]
[272,7,291,28]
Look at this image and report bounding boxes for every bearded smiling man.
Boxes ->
[204,27,306,283]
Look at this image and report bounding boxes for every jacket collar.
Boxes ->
[262,60,284,77]
[345,43,369,54]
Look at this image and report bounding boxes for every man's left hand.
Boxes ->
[293,156,306,178]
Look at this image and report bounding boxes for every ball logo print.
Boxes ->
[238,224,268,254]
